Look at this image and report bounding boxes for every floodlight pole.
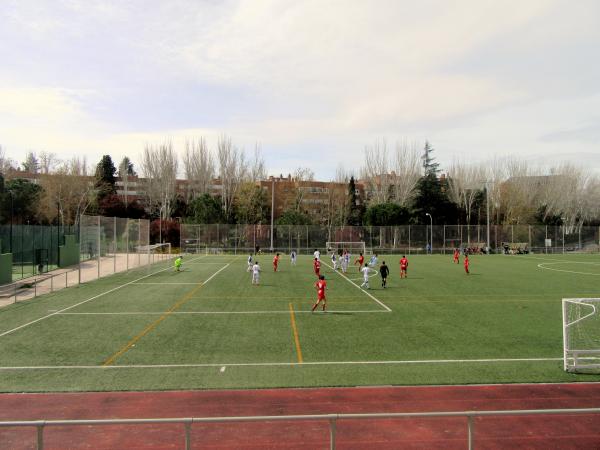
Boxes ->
[485,181,490,254]
[425,213,433,254]
[270,178,275,251]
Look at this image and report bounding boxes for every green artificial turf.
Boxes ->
[1,252,600,392]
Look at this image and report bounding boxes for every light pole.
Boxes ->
[484,181,491,254]
[425,213,433,254]
[270,178,275,251]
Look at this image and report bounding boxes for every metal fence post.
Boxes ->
[126,219,129,271]
[37,423,44,450]
[184,422,192,450]
[34,277,37,298]
[114,216,117,274]
[50,274,53,293]
[408,225,411,255]
[329,417,337,450]
[467,415,473,450]
[97,216,101,280]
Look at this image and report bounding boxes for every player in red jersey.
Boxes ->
[464,254,470,274]
[453,248,460,264]
[399,255,408,278]
[311,275,327,312]
[354,252,365,272]
[313,257,321,278]
[273,253,280,272]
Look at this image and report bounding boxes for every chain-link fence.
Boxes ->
[0,224,78,281]
[181,224,600,255]
[0,216,173,307]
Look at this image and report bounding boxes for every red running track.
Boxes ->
[1,383,600,449]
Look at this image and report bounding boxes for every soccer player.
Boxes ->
[331,252,338,270]
[290,250,297,266]
[247,254,253,272]
[341,250,349,273]
[399,255,408,278]
[368,253,378,267]
[380,261,389,288]
[355,252,365,272]
[313,248,321,261]
[464,254,470,274]
[360,265,370,289]
[174,255,183,272]
[251,261,261,285]
[311,275,327,312]
[313,257,321,278]
[273,253,280,272]
[453,248,460,264]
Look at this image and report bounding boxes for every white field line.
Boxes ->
[132,282,205,285]
[0,357,563,371]
[520,255,600,265]
[0,255,209,338]
[537,262,600,276]
[321,261,391,312]
[58,310,387,315]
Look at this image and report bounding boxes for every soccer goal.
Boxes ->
[135,243,173,264]
[326,241,366,255]
[563,298,600,372]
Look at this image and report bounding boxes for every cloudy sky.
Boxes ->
[1,0,599,179]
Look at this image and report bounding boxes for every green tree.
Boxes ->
[187,194,224,224]
[421,141,440,176]
[364,202,410,226]
[94,155,117,200]
[235,183,270,224]
[346,176,365,225]
[411,174,459,224]
[3,178,43,223]
[276,209,312,225]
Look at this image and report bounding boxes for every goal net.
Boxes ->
[135,243,173,264]
[563,298,600,372]
[326,241,366,255]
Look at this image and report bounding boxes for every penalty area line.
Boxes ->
[0,255,209,339]
[0,357,563,370]
[321,261,391,312]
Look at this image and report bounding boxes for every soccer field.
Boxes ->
[1,253,600,392]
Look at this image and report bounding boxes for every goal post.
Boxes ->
[563,298,600,372]
[326,241,366,255]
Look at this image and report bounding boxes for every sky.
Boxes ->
[1,0,599,180]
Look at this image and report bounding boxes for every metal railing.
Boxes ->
[2,407,599,450]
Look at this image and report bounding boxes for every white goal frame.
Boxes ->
[562,298,600,372]
[326,241,367,255]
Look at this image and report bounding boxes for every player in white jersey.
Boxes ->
[368,254,378,267]
[331,252,338,270]
[313,249,320,261]
[251,261,261,285]
[360,265,371,289]
[290,250,297,265]
[341,251,349,273]
[247,254,253,272]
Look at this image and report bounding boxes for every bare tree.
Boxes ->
[38,159,94,225]
[390,140,421,207]
[447,161,486,227]
[217,135,248,220]
[0,145,16,174]
[183,138,215,200]
[249,143,267,182]
[141,142,179,218]
[500,158,541,224]
[22,151,40,173]
[289,166,315,212]
[361,139,390,205]
[39,151,58,174]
